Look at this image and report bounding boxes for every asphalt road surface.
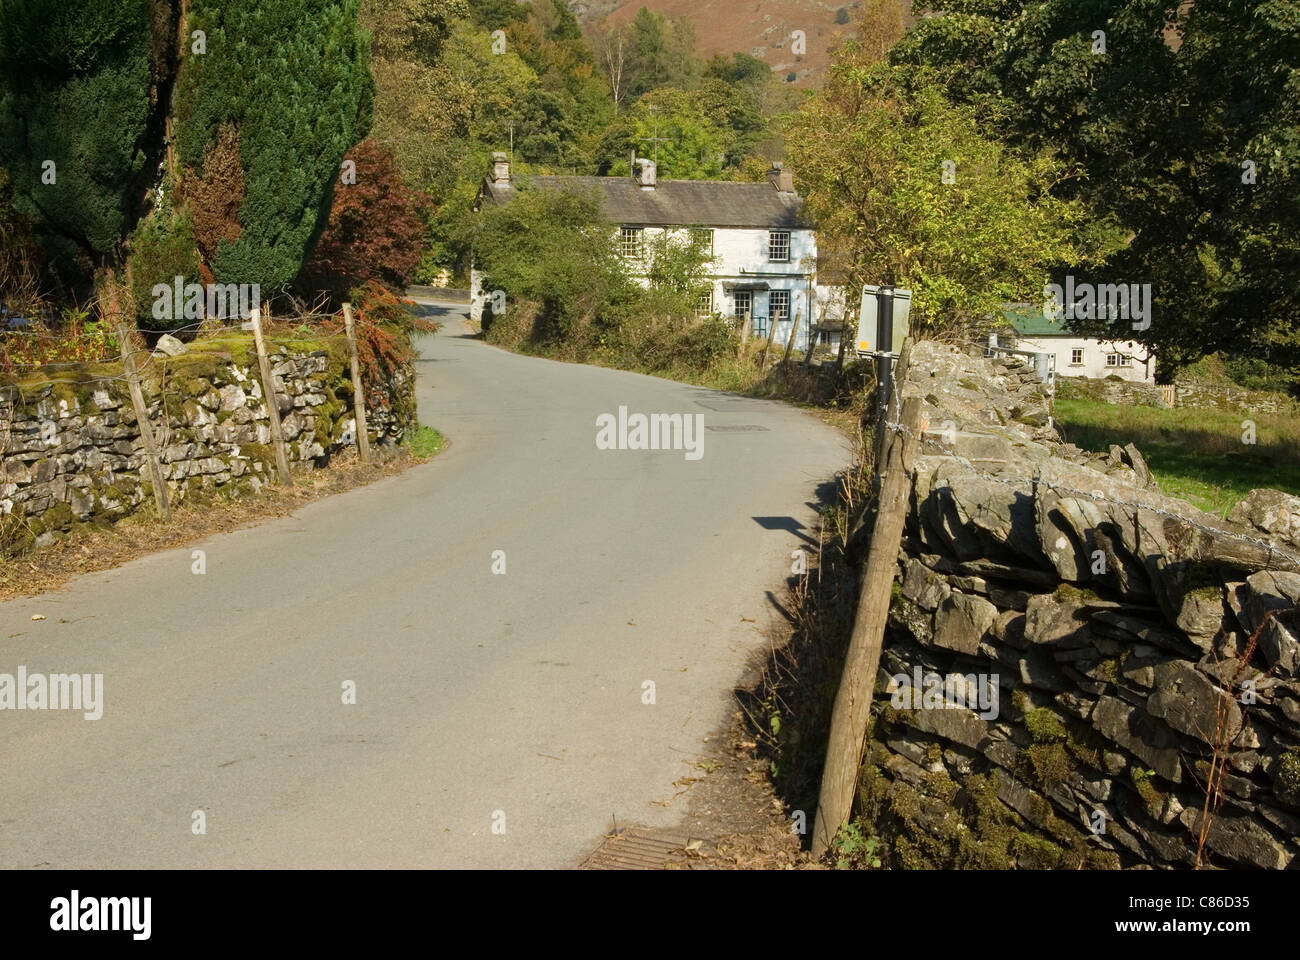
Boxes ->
[0,303,848,868]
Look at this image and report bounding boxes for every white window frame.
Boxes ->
[696,289,714,319]
[733,290,753,318]
[770,289,790,324]
[769,230,791,263]
[691,228,715,258]
[621,226,644,261]
[1105,352,1132,368]
[1070,348,1084,366]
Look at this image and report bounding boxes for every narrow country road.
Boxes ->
[0,303,848,868]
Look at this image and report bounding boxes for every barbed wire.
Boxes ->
[0,346,156,369]
[3,312,353,339]
[0,374,135,391]
[1,328,353,396]
[1,331,350,377]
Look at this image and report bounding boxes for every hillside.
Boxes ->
[569,0,902,86]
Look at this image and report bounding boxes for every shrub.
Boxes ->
[179,121,244,271]
[0,304,118,374]
[311,281,434,400]
[297,140,429,304]
[474,183,634,345]
[1222,356,1300,395]
[0,162,48,316]
[125,206,201,331]
[476,181,741,371]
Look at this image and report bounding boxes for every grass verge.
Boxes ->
[1054,396,1300,515]
[403,423,445,459]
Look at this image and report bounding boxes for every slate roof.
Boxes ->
[480,175,810,229]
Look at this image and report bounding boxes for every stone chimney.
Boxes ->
[767,161,794,194]
[490,151,510,185]
[635,157,656,190]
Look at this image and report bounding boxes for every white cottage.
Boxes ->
[472,153,844,354]
[1000,305,1157,384]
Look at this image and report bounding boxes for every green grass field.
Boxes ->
[404,424,445,459]
[1053,396,1300,516]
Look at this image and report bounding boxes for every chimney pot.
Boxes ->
[768,161,794,194]
[491,151,510,184]
[635,157,656,190]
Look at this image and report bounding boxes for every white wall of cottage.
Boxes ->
[1012,334,1157,383]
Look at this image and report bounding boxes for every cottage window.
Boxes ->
[696,290,714,318]
[1105,352,1132,368]
[733,290,753,318]
[691,228,715,257]
[769,230,791,263]
[1070,348,1084,365]
[621,226,643,260]
[770,290,790,324]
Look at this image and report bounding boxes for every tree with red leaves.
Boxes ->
[298,139,430,304]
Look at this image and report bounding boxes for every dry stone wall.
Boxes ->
[1170,379,1300,416]
[1059,369,1300,416]
[1,336,415,555]
[864,342,1300,869]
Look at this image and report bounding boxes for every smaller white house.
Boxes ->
[1001,305,1157,383]
[472,153,845,354]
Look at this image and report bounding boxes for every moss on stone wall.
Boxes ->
[1,328,417,557]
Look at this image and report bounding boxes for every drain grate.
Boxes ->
[705,424,770,432]
[580,828,708,870]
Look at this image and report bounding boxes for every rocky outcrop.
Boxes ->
[1,335,416,555]
[864,342,1300,870]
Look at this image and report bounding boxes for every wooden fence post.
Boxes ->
[782,308,803,367]
[249,307,293,485]
[116,323,171,521]
[810,343,920,859]
[804,306,822,370]
[341,302,371,462]
[758,314,778,369]
[835,312,853,373]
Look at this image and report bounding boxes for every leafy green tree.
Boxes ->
[472,183,632,342]
[603,88,727,179]
[644,229,716,301]
[624,7,698,100]
[507,0,612,162]
[465,0,530,30]
[0,0,166,288]
[126,206,201,331]
[893,0,1300,372]
[703,52,771,93]
[698,78,768,172]
[173,0,372,295]
[362,0,470,195]
[789,58,1110,331]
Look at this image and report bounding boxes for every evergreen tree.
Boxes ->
[0,0,166,289]
[173,0,373,294]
